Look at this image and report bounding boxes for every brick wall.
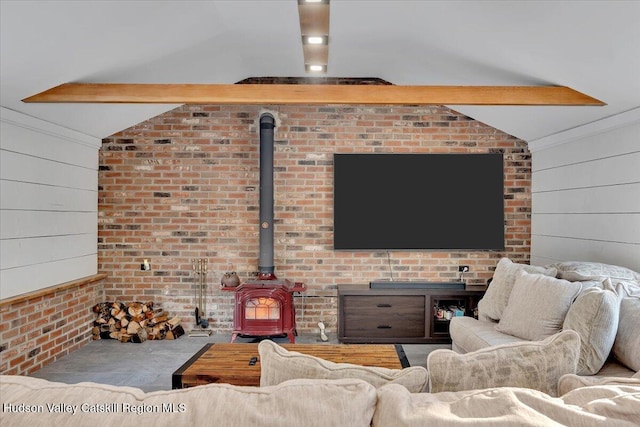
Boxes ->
[98,104,531,334]
[0,275,105,375]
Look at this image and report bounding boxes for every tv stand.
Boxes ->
[338,284,485,344]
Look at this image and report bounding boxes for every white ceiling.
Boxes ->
[1,0,639,142]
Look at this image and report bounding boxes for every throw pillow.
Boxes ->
[562,287,621,375]
[549,261,640,283]
[612,296,640,372]
[426,330,580,397]
[477,258,557,321]
[258,340,428,392]
[496,271,582,341]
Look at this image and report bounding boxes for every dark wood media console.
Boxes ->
[338,284,485,344]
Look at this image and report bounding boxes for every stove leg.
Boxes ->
[230,332,238,343]
[287,332,295,343]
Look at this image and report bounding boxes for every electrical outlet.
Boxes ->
[458,265,469,273]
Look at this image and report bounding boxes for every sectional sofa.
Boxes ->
[2,339,639,426]
[2,259,639,426]
[450,259,640,379]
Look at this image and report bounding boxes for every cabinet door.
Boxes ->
[342,295,425,338]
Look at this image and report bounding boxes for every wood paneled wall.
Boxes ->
[0,107,101,299]
[529,109,640,271]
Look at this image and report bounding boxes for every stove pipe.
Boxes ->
[258,113,276,278]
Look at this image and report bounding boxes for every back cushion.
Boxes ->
[612,296,640,372]
[563,287,620,375]
[549,261,640,283]
[258,339,428,392]
[477,258,557,321]
[0,375,377,427]
[496,271,581,341]
[427,330,580,397]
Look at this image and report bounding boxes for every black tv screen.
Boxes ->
[333,153,505,250]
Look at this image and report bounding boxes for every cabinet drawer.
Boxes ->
[342,296,425,338]
[343,313,425,337]
[342,295,425,312]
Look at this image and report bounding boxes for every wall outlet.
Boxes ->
[458,265,469,273]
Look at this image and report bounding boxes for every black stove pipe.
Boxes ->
[258,113,276,278]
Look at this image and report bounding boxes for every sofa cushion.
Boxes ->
[258,339,428,392]
[477,258,557,321]
[449,316,525,354]
[612,295,640,372]
[0,375,377,427]
[427,330,580,397]
[549,261,640,283]
[562,286,620,375]
[496,271,581,341]
[595,360,638,378]
[373,383,640,427]
[558,373,640,396]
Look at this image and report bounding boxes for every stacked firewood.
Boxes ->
[91,301,185,343]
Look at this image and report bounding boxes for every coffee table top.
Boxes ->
[173,342,409,388]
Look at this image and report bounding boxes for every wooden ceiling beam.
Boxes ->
[22,83,605,106]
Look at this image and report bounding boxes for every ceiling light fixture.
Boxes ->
[303,35,327,45]
[306,64,326,72]
[298,0,329,73]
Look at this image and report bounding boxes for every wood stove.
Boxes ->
[223,279,305,343]
[221,113,306,343]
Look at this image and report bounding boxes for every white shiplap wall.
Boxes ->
[0,107,100,299]
[528,108,640,271]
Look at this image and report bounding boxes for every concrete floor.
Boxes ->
[30,332,450,392]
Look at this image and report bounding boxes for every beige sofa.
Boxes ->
[450,259,640,379]
[2,370,639,426]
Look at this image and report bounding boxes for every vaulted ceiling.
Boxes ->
[1,1,639,142]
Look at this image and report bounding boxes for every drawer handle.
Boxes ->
[376,304,392,308]
[377,325,392,329]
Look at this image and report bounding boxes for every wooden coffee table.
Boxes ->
[172,343,409,388]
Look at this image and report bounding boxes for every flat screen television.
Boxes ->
[333,153,505,250]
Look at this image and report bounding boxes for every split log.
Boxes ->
[131,327,148,343]
[167,316,181,328]
[113,308,126,320]
[127,320,141,335]
[128,303,143,317]
[172,324,185,339]
[149,312,168,325]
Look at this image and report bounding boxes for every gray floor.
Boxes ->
[31,332,450,392]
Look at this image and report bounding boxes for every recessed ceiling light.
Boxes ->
[302,35,327,45]
[306,64,326,72]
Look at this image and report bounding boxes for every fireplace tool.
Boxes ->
[189,258,212,337]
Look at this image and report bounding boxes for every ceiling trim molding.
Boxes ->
[22,83,605,106]
[0,106,101,149]
[527,107,640,153]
